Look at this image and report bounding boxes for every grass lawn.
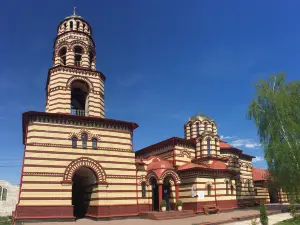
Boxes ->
[277,218,300,224]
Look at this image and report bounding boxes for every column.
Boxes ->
[175,185,179,203]
[66,51,74,66]
[159,184,162,211]
[81,53,89,68]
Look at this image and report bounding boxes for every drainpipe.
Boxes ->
[135,165,139,212]
[17,125,28,206]
[132,130,139,213]
[214,176,217,206]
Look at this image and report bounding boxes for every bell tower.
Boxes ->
[46,8,105,117]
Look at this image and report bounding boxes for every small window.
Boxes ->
[196,122,200,136]
[207,185,211,196]
[76,21,80,30]
[72,137,77,148]
[70,21,73,29]
[83,23,86,31]
[2,188,7,201]
[207,139,211,156]
[204,122,207,130]
[189,124,193,138]
[226,181,229,195]
[231,185,234,195]
[82,134,87,149]
[142,183,146,198]
[63,23,67,30]
[92,138,97,149]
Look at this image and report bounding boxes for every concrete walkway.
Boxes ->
[226,212,292,225]
[20,209,292,225]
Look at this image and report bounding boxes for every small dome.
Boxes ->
[188,113,213,122]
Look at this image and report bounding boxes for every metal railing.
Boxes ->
[74,61,81,67]
[71,109,88,116]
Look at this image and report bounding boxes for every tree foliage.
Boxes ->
[247,73,300,199]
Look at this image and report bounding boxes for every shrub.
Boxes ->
[251,218,259,225]
[160,200,166,207]
[177,200,183,207]
[260,203,268,225]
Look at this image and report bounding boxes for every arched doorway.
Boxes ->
[72,167,96,218]
[269,188,279,203]
[163,177,173,211]
[151,178,159,211]
[70,80,89,116]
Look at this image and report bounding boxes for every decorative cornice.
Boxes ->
[22,111,138,144]
[49,65,105,81]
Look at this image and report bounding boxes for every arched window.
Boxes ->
[72,137,77,148]
[92,138,97,149]
[59,47,67,65]
[207,185,212,196]
[76,21,80,30]
[82,133,87,149]
[83,23,86,31]
[207,139,211,156]
[2,188,7,201]
[70,80,89,116]
[142,182,146,199]
[226,181,229,195]
[189,124,193,138]
[196,122,200,136]
[63,23,67,30]
[204,122,207,130]
[74,46,83,66]
[70,21,73,29]
[89,51,94,69]
[231,185,234,195]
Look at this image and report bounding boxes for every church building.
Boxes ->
[14,11,287,223]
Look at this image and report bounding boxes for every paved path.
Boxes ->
[226,212,292,225]
[21,210,292,225]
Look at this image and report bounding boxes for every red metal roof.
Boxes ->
[210,160,227,169]
[219,141,233,149]
[147,158,173,171]
[252,167,268,181]
[177,162,208,171]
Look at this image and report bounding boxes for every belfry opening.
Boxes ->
[72,167,96,219]
[70,80,89,116]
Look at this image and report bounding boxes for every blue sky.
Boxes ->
[1,0,300,185]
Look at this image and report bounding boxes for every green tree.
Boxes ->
[260,203,268,225]
[247,73,300,199]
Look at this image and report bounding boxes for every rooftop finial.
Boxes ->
[73,7,76,16]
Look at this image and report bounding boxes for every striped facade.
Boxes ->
[14,10,290,224]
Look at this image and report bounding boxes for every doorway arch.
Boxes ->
[72,167,96,218]
[269,188,279,203]
[150,178,159,211]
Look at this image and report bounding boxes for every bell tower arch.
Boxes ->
[46,9,105,117]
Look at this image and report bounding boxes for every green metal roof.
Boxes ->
[188,113,214,122]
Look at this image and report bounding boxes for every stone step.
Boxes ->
[140,210,196,220]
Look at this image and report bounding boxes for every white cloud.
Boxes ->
[230,138,261,149]
[220,135,234,140]
[253,156,264,163]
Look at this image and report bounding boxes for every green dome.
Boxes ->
[188,114,214,122]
